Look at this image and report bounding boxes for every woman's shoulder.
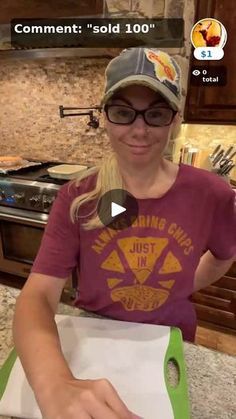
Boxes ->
[179,163,234,198]
[58,170,98,201]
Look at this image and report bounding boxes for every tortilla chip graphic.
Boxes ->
[132,268,152,284]
[117,237,168,283]
[145,49,177,82]
[101,250,125,273]
[107,278,124,289]
[111,285,169,311]
[158,280,175,289]
[158,251,182,274]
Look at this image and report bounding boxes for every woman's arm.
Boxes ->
[193,251,235,293]
[13,273,135,419]
[13,273,74,403]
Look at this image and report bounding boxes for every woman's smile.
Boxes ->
[123,143,153,155]
[124,142,152,148]
[121,136,161,154]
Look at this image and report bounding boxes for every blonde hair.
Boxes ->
[69,152,123,230]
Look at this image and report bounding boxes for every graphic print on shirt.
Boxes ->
[92,215,194,312]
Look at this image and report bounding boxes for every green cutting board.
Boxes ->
[0,315,190,418]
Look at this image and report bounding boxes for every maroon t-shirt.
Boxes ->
[32,164,236,342]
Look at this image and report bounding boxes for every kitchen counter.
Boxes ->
[0,284,235,419]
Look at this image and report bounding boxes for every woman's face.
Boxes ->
[104,85,179,166]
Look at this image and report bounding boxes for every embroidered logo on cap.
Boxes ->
[145,49,180,96]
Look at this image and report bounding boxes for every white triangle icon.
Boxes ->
[111,202,126,217]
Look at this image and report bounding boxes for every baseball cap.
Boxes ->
[101,47,182,111]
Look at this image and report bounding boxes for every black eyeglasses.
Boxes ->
[104,104,176,127]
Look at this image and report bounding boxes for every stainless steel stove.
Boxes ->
[0,161,67,213]
[0,162,69,277]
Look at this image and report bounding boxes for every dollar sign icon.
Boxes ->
[201,51,206,58]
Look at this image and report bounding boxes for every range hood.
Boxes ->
[0,0,120,59]
[0,22,119,60]
[0,48,118,60]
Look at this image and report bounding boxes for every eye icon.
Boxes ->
[192,69,201,76]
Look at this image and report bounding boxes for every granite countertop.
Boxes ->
[0,284,236,419]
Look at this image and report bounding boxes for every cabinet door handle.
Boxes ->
[230,297,236,317]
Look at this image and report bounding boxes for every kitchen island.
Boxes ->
[0,284,235,419]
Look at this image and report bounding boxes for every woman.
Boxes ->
[13,48,236,419]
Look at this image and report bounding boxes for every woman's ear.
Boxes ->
[174,111,183,125]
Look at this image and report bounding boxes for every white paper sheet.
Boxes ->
[0,315,174,419]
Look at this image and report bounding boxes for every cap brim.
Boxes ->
[101,75,180,111]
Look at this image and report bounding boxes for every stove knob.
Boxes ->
[14,192,25,203]
[29,195,41,207]
[0,190,5,200]
[42,195,55,210]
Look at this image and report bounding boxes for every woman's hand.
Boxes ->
[37,376,140,419]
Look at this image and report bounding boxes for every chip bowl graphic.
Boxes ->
[191,18,227,49]
[101,237,183,312]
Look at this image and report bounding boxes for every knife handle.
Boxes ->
[210,144,221,159]
[224,146,234,159]
[228,150,236,160]
[224,164,235,175]
[212,150,224,166]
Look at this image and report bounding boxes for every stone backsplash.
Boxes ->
[181,124,236,149]
[0,57,111,165]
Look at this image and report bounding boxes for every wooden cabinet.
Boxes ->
[0,0,103,23]
[184,0,236,124]
[191,262,236,334]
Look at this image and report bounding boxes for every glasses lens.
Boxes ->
[145,108,174,126]
[106,105,135,124]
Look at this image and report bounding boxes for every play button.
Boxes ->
[111,202,126,217]
[97,189,139,230]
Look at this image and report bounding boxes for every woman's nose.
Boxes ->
[131,114,148,131]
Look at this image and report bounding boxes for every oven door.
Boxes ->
[0,207,47,277]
